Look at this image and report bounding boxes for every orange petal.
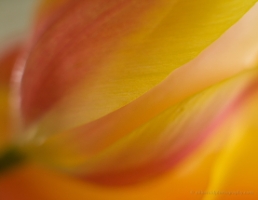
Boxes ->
[18,0,177,126]
[199,90,258,200]
[35,0,71,22]
[0,43,21,151]
[17,0,257,129]
[27,70,258,185]
[0,132,224,200]
[28,1,258,154]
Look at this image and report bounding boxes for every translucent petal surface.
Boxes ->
[36,0,70,21]
[27,71,258,185]
[23,3,258,185]
[1,1,258,199]
[18,0,178,126]
[0,133,225,200]
[203,94,258,200]
[0,44,21,152]
[16,0,257,131]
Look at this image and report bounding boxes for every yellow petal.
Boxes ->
[202,92,258,200]
[0,43,21,152]
[24,4,258,173]
[0,131,226,200]
[18,0,257,133]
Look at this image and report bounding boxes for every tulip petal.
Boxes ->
[202,95,258,200]
[18,0,178,126]
[22,3,258,185]
[79,74,258,185]
[28,70,258,185]
[36,0,71,22]
[17,0,257,131]
[32,0,73,43]
[0,44,21,151]
[0,134,225,200]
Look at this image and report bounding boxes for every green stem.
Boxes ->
[0,146,26,174]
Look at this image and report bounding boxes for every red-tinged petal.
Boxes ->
[201,94,258,200]
[17,0,257,130]
[21,4,258,185]
[79,74,258,185]
[0,44,21,87]
[36,0,71,22]
[28,70,258,185]
[32,0,73,43]
[0,136,225,200]
[0,43,21,151]
[73,2,258,154]
[18,0,177,126]
[27,2,258,153]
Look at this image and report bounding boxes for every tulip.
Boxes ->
[0,0,258,199]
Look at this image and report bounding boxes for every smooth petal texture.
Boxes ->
[0,44,21,151]
[35,0,71,22]
[0,0,258,199]
[202,94,258,200]
[16,0,257,133]
[26,70,258,185]
[18,0,177,126]
[23,3,258,185]
[32,0,73,43]
[0,132,226,200]
[78,73,258,185]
